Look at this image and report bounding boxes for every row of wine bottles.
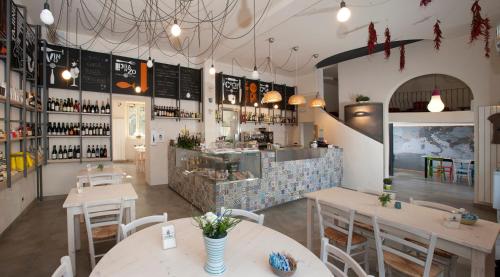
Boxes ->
[51,144,108,160]
[153,105,200,118]
[47,122,111,136]
[48,97,111,114]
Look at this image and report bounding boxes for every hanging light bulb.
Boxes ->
[209,64,216,75]
[147,57,153,68]
[336,0,351,23]
[252,66,259,79]
[62,69,71,80]
[273,104,279,109]
[254,102,258,107]
[427,88,445,112]
[135,85,142,93]
[171,19,181,37]
[40,1,54,25]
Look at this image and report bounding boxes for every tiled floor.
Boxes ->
[0,163,496,276]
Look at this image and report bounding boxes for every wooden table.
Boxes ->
[76,166,126,184]
[63,183,138,275]
[305,187,500,277]
[90,218,332,277]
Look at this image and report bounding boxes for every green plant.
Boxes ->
[193,210,241,239]
[97,164,104,171]
[176,128,200,150]
[383,178,392,185]
[355,95,370,102]
[378,193,392,207]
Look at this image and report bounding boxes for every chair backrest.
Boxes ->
[372,216,438,277]
[88,174,122,187]
[220,207,264,225]
[119,213,168,241]
[320,238,371,277]
[315,198,355,253]
[51,256,73,277]
[409,197,457,212]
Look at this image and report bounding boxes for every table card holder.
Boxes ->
[162,225,176,250]
[76,181,83,194]
[443,212,461,229]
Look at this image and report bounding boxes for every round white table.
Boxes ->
[90,218,332,277]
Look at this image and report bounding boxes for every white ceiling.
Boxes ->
[22,0,500,76]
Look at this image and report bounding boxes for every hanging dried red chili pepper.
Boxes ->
[384,27,391,59]
[367,22,377,55]
[420,0,432,7]
[400,45,405,71]
[483,18,490,57]
[470,0,483,43]
[433,20,443,50]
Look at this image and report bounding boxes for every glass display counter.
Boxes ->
[175,148,261,182]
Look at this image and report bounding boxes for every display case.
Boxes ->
[175,147,261,182]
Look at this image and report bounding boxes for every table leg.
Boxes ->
[424,157,428,178]
[471,248,495,277]
[306,198,313,250]
[67,211,76,276]
[74,215,81,250]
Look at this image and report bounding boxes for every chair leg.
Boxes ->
[363,246,369,273]
[387,265,393,277]
[448,256,458,277]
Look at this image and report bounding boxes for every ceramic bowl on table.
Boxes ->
[461,213,478,225]
[269,252,297,277]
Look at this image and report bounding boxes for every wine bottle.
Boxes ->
[51,145,57,160]
[86,145,91,158]
[105,99,110,114]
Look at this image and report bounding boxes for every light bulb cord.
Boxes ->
[253,0,256,68]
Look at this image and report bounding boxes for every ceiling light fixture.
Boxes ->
[288,46,306,105]
[40,0,54,25]
[62,0,71,80]
[147,57,153,68]
[427,74,445,112]
[251,0,259,79]
[135,25,142,93]
[209,12,216,75]
[337,0,351,23]
[263,38,282,104]
[171,1,181,37]
[310,92,326,108]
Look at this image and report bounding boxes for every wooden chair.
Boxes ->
[51,256,73,277]
[452,159,473,186]
[316,198,369,274]
[428,157,452,181]
[83,199,124,268]
[221,207,264,225]
[320,238,374,277]
[372,216,444,277]
[119,213,168,241]
[409,198,458,276]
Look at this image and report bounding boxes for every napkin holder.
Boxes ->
[443,212,461,229]
[161,225,176,250]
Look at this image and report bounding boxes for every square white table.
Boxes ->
[63,183,138,275]
[305,187,500,277]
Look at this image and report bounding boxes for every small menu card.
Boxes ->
[162,225,176,249]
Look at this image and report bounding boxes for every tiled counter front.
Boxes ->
[168,147,343,213]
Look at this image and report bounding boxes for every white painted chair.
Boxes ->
[221,207,264,225]
[452,159,473,186]
[316,198,369,274]
[83,199,124,269]
[119,213,168,241]
[88,174,122,187]
[372,216,444,277]
[51,256,73,277]
[321,238,374,277]
[409,198,458,276]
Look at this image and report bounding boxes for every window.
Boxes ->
[127,103,145,137]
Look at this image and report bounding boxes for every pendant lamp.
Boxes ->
[427,75,445,112]
[310,92,326,108]
[288,47,306,105]
[262,38,282,104]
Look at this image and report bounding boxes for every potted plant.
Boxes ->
[193,210,241,275]
[355,95,370,103]
[378,193,392,207]
[97,164,104,171]
[383,178,393,191]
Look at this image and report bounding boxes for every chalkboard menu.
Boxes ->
[218,74,242,105]
[81,50,110,93]
[10,5,23,70]
[25,26,36,79]
[0,1,6,40]
[154,63,178,99]
[42,44,80,90]
[180,67,202,101]
[112,55,152,96]
[285,86,296,111]
[244,79,259,105]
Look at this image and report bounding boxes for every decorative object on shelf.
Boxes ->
[383,177,393,190]
[384,27,391,59]
[420,0,432,7]
[310,92,325,108]
[355,95,370,103]
[427,74,445,112]
[269,252,297,277]
[378,193,392,207]
[193,210,241,275]
[336,0,351,23]
[367,22,377,55]
[433,20,443,50]
[399,44,405,71]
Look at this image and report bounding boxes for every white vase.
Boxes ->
[204,236,227,275]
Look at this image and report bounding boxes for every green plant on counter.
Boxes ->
[378,193,392,207]
[383,178,392,185]
[177,128,200,150]
[355,95,370,102]
[97,164,104,171]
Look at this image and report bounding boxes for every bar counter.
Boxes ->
[168,146,343,212]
